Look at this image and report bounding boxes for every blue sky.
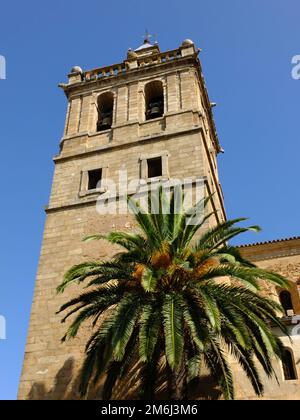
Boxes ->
[0,0,299,399]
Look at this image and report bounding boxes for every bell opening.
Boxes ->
[97,92,114,131]
[145,81,164,121]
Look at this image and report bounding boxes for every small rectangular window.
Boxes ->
[147,157,162,178]
[88,169,102,190]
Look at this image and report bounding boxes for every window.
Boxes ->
[282,349,297,380]
[279,290,294,316]
[88,169,102,190]
[145,81,164,121]
[79,165,108,197]
[140,152,169,181]
[97,92,114,131]
[147,157,162,178]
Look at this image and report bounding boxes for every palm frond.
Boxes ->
[187,354,202,382]
[229,343,264,396]
[111,294,142,361]
[139,300,161,362]
[162,293,184,370]
[141,267,157,292]
[204,337,234,400]
[57,262,103,293]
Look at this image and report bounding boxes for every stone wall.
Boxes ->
[18,41,226,399]
[18,40,300,400]
[235,239,300,400]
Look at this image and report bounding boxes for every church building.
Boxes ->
[18,38,300,400]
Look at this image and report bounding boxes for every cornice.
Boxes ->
[239,237,300,261]
[54,124,203,163]
[60,57,198,98]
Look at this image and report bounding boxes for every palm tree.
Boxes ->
[57,186,289,400]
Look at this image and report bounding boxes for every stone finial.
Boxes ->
[70,66,83,74]
[180,39,196,57]
[181,39,194,46]
[68,66,83,85]
[127,49,138,60]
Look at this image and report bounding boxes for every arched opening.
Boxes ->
[97,92,114,131]
[279,290,294,315]
[145,81,164,121]
[282,348,297,380]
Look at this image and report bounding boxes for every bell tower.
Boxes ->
[18,38,225,399]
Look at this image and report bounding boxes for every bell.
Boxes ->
[150,105,161,117]
[98,112,112,131]
[148,102,163,119]
[101,115,112,128]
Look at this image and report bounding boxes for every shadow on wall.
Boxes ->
[27,358,102,400]
[188,376,222,400]
[27,357,144,400]
[27,356,222,400]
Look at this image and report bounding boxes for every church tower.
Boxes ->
[18,38,226,399]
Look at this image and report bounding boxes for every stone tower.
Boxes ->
[18,38,227,399]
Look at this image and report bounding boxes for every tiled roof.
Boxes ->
[238,236,300,248]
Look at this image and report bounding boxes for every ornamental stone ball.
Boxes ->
[181,39,194,46]
[71,66,83,74]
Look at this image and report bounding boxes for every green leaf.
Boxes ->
[57,261,103,293]
[111,294,141,361]
[139,301,161,362]
[188,354,202,382]
[162,294,184,370]
[141,267,157,292]
[180,295,205,351]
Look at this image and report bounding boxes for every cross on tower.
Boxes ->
[143,29,152,43]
